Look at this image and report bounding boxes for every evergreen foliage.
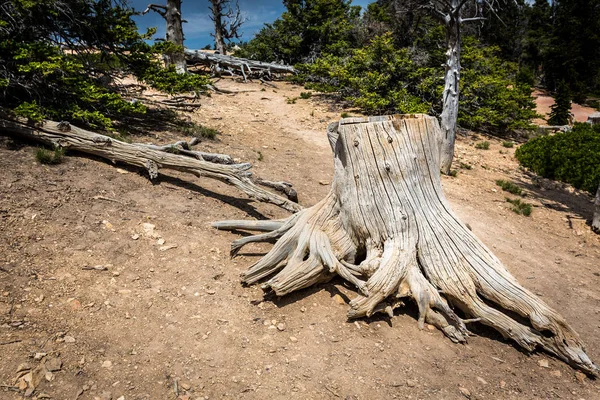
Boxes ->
[0,0,209,131]
[297,32,537,134]
[548,81,572,125]
[234,0,361,64]
[515,123,600,194]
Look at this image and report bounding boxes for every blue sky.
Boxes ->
[130,0,371,49]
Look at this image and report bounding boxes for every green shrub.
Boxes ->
[506,198,532,216]
[36,147,64,165]
[341,112,350,118]
[496,179,523,195]
[459,162,472,170]
[475,141,490,150]
[502,141,514,148]
[300,91,312,99]
[515,123,600,193]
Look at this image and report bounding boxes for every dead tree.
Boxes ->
[425,0,500,174]
[209,0,245,55]
[185,50,297,80]
[0,113,300,213]
[215,114,598,376]
[593,183,600,234]
[143,0,187,73]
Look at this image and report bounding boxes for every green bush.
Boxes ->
[475,141,490,150]
[300,91,312,99]
[506,198,532,216]
[515,123,600,194]
[502,141,514,148]
[35,147,64,165]
[496,179,522,195]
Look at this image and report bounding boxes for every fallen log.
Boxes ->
[185,50,296,81]
[214,114,598,376]
[0,113,301,213]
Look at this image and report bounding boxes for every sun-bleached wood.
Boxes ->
[214,114,598,375]
[0,114,301,213]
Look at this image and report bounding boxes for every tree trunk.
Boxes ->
[439,8,461,175]
[215,114,598,376]
[0,113,301,213]
[165,0,186,73]
[593,183,600,234]
[210,0,227,55]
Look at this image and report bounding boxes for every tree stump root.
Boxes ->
[214,114,598,376]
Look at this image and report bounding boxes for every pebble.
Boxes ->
[45,357,62,372]
[459,387,471,398]
[538,359,549,368]
[131,234,139,240]
[277,323,286,331]
[289,336,298,343]
[63,335,76,343]
[102,360,113,369]
[406,379,417,388]
[180,382,191,391]
[332,294,345,305]
[476,377,487,385]
[550,370,561,377]
[34,352,47,360]
[206,289,216,295]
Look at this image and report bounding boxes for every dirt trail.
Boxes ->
[1,80,599,400]
[533,89,597,124]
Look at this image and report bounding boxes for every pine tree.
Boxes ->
[548,81,572,125]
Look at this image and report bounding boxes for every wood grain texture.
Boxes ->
[215,114,598,375]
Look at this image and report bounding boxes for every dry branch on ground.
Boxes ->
[0,112,301,213]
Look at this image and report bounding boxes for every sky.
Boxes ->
[130,0,372,49]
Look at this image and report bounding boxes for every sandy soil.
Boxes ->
[1,80,600,400]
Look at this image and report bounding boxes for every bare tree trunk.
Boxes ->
[215,114,598,376]
[210,0,227,54]
[593,183,600,234]
[144,1,187,73]
[439,6,461,175]
[165,0,186,73]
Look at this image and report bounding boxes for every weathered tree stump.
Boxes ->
[215,114,598,375]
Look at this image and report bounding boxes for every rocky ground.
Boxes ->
[1,79,599,400]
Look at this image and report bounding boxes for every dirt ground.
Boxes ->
[1,80,600,400]
[533,89,597,124]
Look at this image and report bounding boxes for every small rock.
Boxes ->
[64,335,76,343]
[45,371,54,382]
[332,294,345,305]
[459,387,471,398]
[156,238,165,245]
[277,323,286,331]
[406,379,417,388]
[538,359,549,368]
[550,370,561,378]
[575,371,586,383]
[131,234,139,240]
[116,168,129,174]
[16,363,31,373]
[300,306,306,313]
[69,299,82,311]
[319,181,330,185]
[499,380,506,389]
[206,289,216,295]
[116,396,125,400]
[34,352,47,360]
[45,357,62,372]
[180,382,191,391]
[35,294,44,303]
[426,324,436,331]
[476,377,487,385]
[101,360,113,369]
[289,336,298,343]
[159,244,178,251]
